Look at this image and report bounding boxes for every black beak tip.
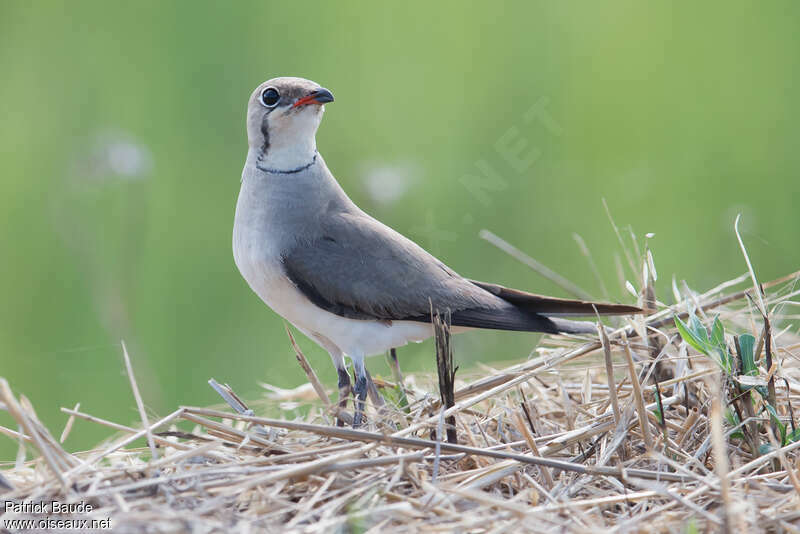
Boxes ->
[313,88,334,104]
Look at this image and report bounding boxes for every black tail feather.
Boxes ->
[469,280,641,316]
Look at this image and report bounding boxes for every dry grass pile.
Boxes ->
[1,240,800,532]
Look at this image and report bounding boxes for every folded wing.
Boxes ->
[281,212,639,333]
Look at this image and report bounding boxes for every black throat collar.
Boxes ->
[256,151,319,175]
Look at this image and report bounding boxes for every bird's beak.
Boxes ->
[293,88,335,108]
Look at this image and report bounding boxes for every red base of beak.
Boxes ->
[293,95,321,108]
[293,88,335,108]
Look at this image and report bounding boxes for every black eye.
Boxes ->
[260,87,280,108]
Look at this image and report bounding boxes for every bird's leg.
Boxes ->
[353,376,368,428]
[337,366,352,406]
[328,349,352,426]
[336,366,352,426]
[351,355,368,428]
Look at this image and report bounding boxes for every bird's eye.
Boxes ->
[260,87,280,108]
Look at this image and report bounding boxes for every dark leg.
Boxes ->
[336,366,352,427]
[352,355,368,428]
[352,374,368,428]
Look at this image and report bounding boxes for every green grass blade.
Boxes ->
[674,315,710,356]
[739,334,757,376]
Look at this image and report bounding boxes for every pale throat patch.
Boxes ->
[259,107,323,172]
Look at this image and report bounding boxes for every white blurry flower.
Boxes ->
[360,161,418,206]
[71,130,153,186]
[105,139,150,178]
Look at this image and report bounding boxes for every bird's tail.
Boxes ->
[469,280,641,316]
[448,279,641,335]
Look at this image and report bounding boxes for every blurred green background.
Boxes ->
[1,1,798,458]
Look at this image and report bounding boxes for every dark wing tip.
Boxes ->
[469,280,642,316]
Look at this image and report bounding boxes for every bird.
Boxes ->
[233,77,640,427]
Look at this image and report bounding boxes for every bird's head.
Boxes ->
[246,77,334,172]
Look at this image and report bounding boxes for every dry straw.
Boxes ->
[1,232,799,532]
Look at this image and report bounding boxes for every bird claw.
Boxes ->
[333,366,386,429]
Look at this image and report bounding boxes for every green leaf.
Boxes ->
[652,385,665,425]
[705,317,731,372]
[674,315,709,356]
[381,381,409,412]
[675,314,736,372]
[690,314,710,347]
[710,316,725,351]
[719,347,734,374]
[394,384,410,411]
[725,408,740,427]
[725,409,745,440]
[786,426,800,444]
[709,316,734,372]
[652,408,662,424]
[739,334,757,376]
